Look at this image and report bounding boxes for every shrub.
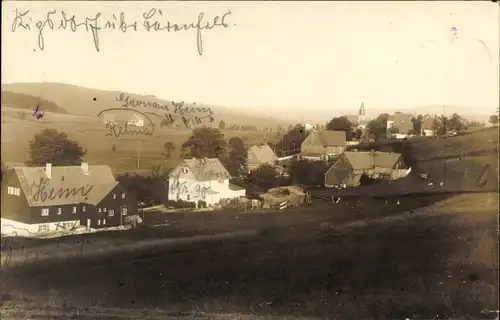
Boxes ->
[197,200,207,208]
[163,199,196,209]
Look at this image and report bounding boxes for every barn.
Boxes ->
[324,151,410,188]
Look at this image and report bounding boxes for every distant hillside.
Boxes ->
[1,82,291,129]
[289,105,495,125]
[1,90,68,114]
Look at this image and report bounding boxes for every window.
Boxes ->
[103,219,106,225]
[98,219,101,226]
[108,209,115,217]
[121,207,127,215]
[72,207,77,213]
[57,208,62,215]
[82,205,86,212]
[8,187,21,196]
[98,208,101,213]
[41,208,49,216]
[103,208,107,212]
[38,224,49,233]
[112,193,116,199]
[121,193,126,199]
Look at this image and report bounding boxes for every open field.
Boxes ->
[0,193,453,256]
[1,193,498,319]
[1,106,280,171]
[356,127,499,161]
[410,127,499,160]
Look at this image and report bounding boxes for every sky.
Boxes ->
[2,1,499,116]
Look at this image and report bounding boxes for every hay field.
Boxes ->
[1,107,279,171]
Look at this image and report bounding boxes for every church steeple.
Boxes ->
[358,102,366,122]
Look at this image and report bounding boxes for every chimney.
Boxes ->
[81,162,89,175]
[45,163,52,179]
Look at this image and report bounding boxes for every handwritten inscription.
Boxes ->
[11,8,233,55]
[32,103,44,120]
[169,172,212,200]
[97,108,164,138]
[30,177,94,203]
[116,94,215,128]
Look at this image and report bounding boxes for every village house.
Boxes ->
[168,158,245,207]
[247,144,278,171]
[300,129,347,161]
[324,151,410,188]
[1,163,138,237]
[387,112,414,136]
[421,116,435,136]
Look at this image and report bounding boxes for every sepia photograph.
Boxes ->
[1,1,499,319]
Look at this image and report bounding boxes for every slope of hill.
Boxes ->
[1,82,291,129]
[1,90,68,114]
[292,105,494,125]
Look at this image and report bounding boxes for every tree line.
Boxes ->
[2,91,68,114]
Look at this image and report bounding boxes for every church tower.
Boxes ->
[358,102,366,123]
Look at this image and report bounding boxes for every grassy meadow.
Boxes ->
[1,193,498,318]
[1,107,280,172]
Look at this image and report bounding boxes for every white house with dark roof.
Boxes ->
[1,162,138,237]
[168,158,245,207]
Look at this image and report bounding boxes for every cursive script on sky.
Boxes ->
[11,8,233,55]
[116,93,216,129]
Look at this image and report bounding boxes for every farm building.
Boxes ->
[300,129,347,160]
[168,158,245,207]
[421,116,435,136]
[324,151,410,188]
[1,163,138,237]
[387,112,414,136]
[260,186,307,208]
[247,144,278,171]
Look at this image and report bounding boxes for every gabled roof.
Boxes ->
[304,130,347,147]
[341,152,402,170]
[422,117,434,130]
[171,158,231,181]
[14,165,118,207]
[248,144,277,164]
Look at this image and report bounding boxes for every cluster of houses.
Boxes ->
[343,102,436,139]
[1,111,413,237]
